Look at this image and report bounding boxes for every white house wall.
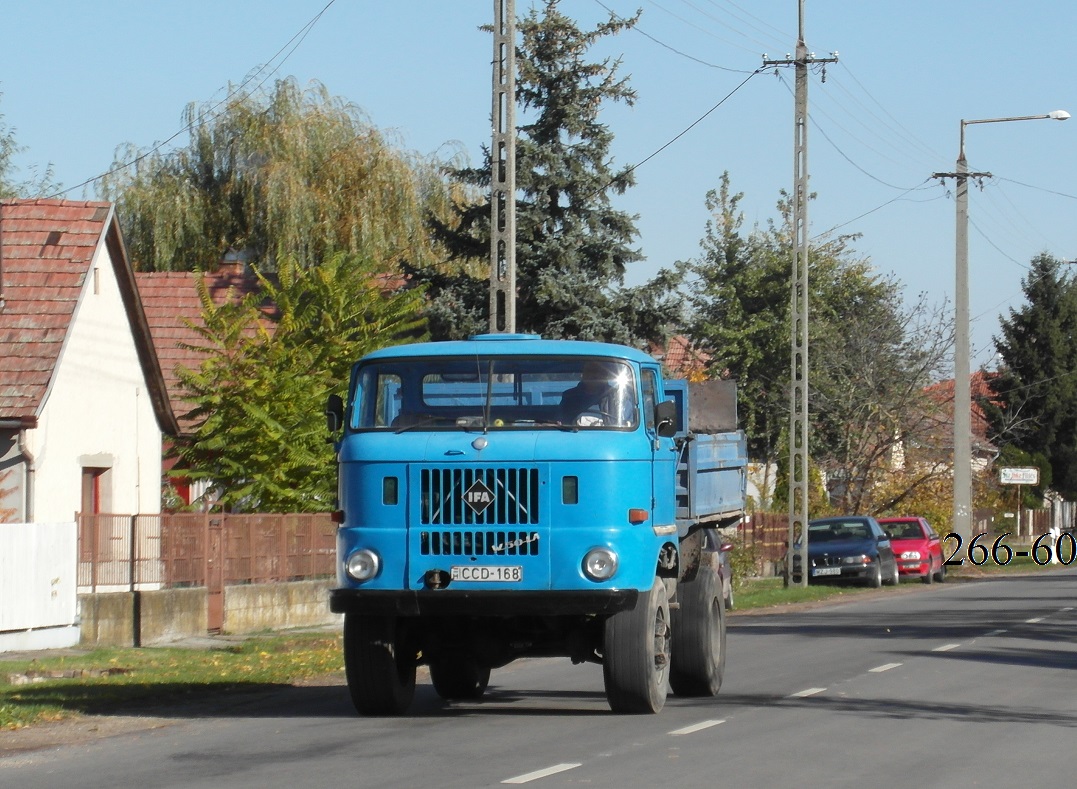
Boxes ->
[25,242,162,521]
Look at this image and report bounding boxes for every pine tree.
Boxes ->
[420,1,678,344]
[988,253,1077,498]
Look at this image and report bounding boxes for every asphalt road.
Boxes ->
[3,570,1075,788]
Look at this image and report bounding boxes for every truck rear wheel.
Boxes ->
[603,577,670,714]
[670,568,726,697]
[430,657,491,701]
[343,613,416,715]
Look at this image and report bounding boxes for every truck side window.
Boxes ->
[641,369,658,431]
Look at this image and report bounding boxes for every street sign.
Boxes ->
[1000,466,1040,485]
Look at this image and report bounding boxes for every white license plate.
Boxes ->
[451,565,523,582]
[812,567,841,577]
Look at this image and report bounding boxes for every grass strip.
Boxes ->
[0,632,343,731]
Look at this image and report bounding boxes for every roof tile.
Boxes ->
[0,199,112,419]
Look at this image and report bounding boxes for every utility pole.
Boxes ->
[932,157,989,544]
[489,0,517,333]
[932,109,1067,541]
[763,1,836,587]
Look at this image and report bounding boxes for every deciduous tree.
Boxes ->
[1,94,58,198]
[172,252,427,511]
[683,173,952,514]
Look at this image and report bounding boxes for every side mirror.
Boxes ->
[654,399,678,437]
[325,393,344,433]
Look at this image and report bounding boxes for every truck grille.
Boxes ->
[419,467,540,526]
[420,529,540,556]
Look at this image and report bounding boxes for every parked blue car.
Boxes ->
[791,516,899,587]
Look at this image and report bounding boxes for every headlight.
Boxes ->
[583,548,618,581]
[901,550,922,560]
[842,554,872,565]
[345,549,380,581]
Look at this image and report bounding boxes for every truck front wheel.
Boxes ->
[670,568,726,697]
[430,657,491,701]
[603,577,670,714]
[343,613,416,715]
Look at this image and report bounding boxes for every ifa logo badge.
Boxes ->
[463,478,495,515]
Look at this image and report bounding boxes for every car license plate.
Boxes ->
[451,565,523,582]
[812,567,841,577]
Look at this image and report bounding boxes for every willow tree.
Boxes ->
[99,77,453,273]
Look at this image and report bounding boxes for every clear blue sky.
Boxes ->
[3,1,1075,369]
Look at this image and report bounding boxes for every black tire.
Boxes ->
[922,559,935,584]
[603,577,670,714]
[934,561,947,583]
[430,657,491,701]
[865,560,883,588]
[343,613,416,715]
[670,569,726,697]
[885,559,900,586]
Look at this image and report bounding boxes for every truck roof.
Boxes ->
[360,334,661,365]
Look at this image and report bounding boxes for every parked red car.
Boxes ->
[876,517,945,583]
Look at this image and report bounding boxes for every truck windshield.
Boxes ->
[352,356,638,431]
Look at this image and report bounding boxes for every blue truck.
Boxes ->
[325,334,747,714]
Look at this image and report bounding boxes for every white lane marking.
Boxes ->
[788,687,826,698]
[1062,607,1073,612]
[1026,617,1045,624]
[869,662,902,673]
[933,643,961,652]
[670,719,726,736]
[986,629,1007,636]
[503,763,582,784]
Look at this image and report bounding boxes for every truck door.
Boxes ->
[641,367,677,526]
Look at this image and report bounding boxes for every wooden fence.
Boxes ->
[77,512,336,593]
[737,511,789,569]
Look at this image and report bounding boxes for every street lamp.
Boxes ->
[948,110,1069,541]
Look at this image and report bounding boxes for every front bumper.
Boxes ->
[897,559,929,577]
[329,588,639,617]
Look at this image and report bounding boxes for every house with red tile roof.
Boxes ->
[135,261,266,438]
[649,334,710,382]
[924,371,999,472]
[0,199,175,523]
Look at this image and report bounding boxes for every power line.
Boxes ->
[47,0,336,199]
[669,0,788,52]
[773,72,928,191]
[996,176,1077,201]
[594,0,756,72]
[812,179,938,238]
